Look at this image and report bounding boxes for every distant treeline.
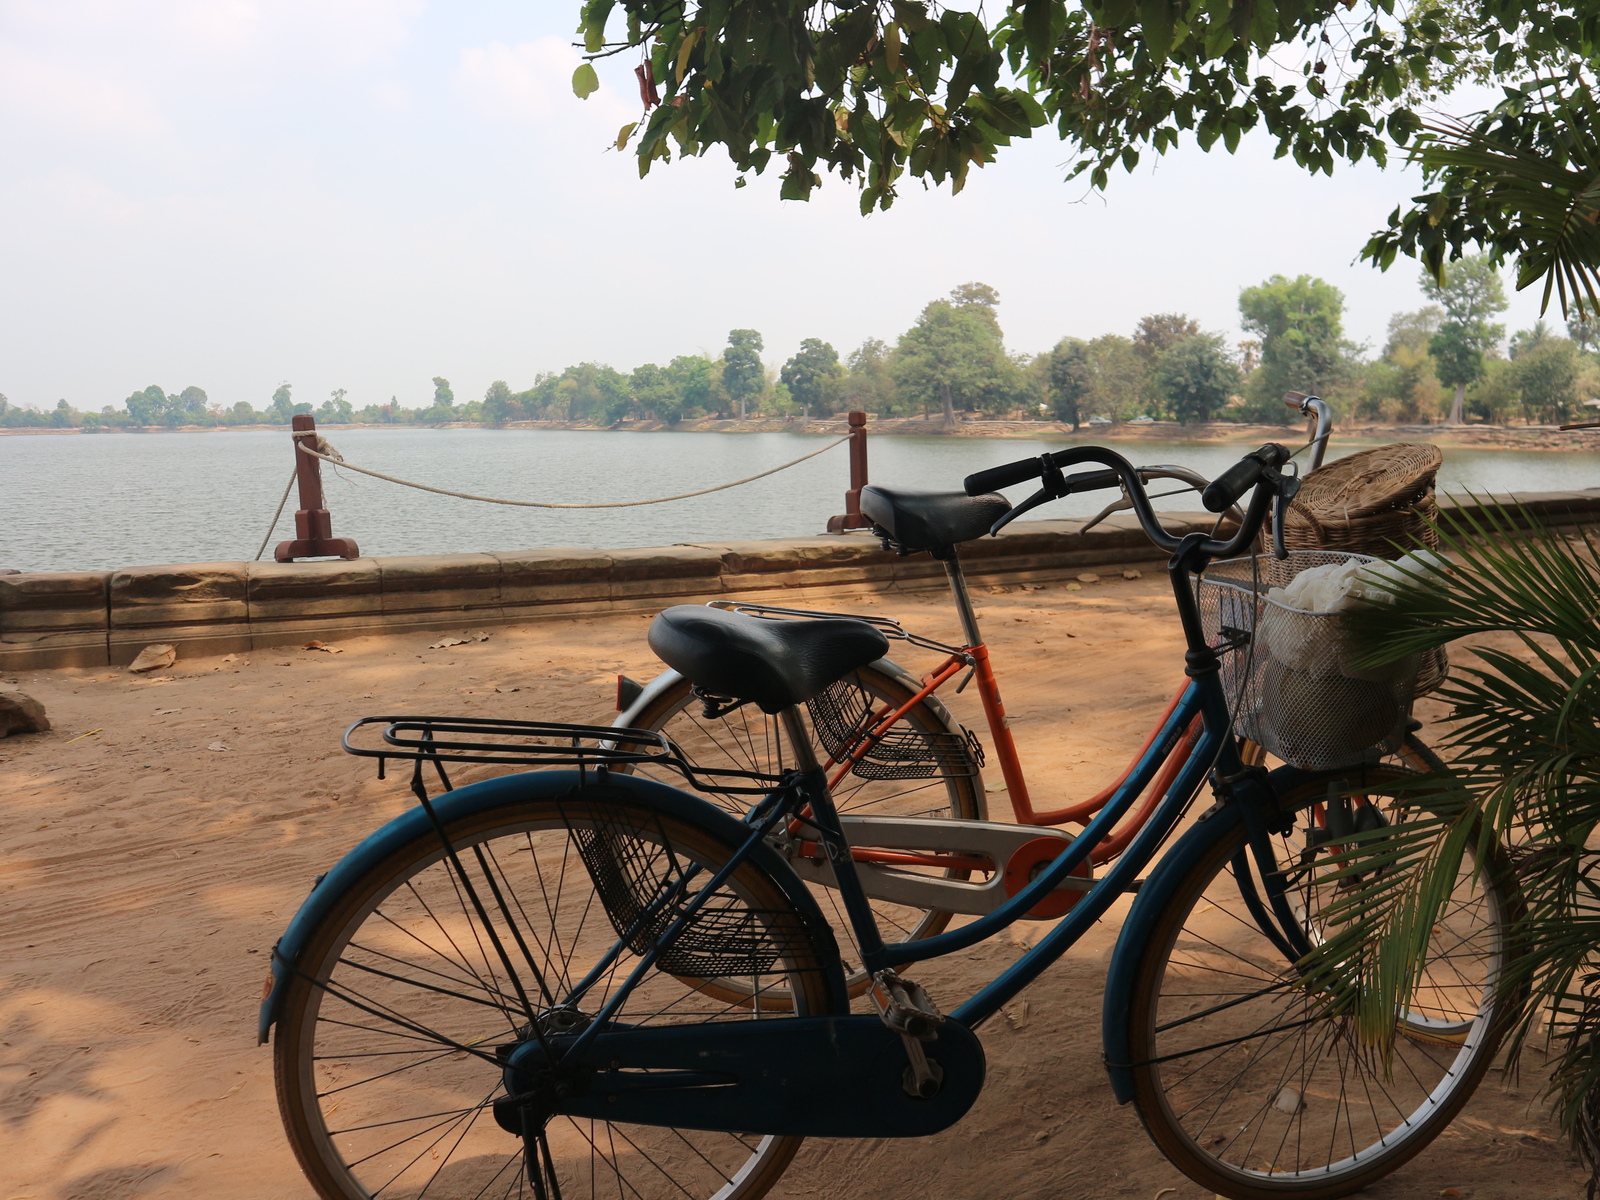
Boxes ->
[6,264,1597,432]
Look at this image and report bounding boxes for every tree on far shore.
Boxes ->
[481,380,514,426]
[840,339,898,415]
[892,283,1013,426]
[268,383,295,424]
[317,388,353,424]
[1154,333,1240,425]
[1238,275,1353,423]
[721,330,764,420]
[1423,255,1508,425]
[780,338,844,418]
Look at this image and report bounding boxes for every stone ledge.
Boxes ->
[4,490,1598,671]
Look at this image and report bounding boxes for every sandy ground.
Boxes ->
[1,572,1587,1200]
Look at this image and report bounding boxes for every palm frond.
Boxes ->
[1344,497,1600,666]
[1363,75,1600,321]
[1304,503,1600,1176]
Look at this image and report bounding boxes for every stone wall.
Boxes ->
[5,490,1598,671]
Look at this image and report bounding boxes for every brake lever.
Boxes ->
[989,486,1053,536]
[1270,475,1302,559]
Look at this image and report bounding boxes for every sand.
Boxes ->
[1,572,1586,1200]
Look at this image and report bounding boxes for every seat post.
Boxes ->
[937,548,983,648]
[780,707,822,774]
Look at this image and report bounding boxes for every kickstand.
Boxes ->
[524,1119,563,1200]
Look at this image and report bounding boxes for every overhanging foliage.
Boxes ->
[574,2,1600,313]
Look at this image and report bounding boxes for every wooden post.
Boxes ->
[826,411,872,532]
[274,415,361,561]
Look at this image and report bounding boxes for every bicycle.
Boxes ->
[611,392,1446,984]
[260,443,1515,1200]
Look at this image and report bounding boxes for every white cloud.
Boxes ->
[11,169,144,225]
[0,44,167,140]
[457,37,632,127]
[369,79,410,111]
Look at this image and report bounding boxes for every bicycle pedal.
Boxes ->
[871,969,944,1041]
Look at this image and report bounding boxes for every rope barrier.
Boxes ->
[296,435,850,509]
[254,467,299,561]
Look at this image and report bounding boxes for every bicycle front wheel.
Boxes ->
[1125,767,1514,1199]
[273,781,839,1200]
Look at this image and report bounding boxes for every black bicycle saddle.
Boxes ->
[860,484,1011,553]
[648,606,889,714]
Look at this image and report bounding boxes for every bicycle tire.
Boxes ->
[1124,766,1515,1198]
[273,780,839,1200]
[620,662,983,996]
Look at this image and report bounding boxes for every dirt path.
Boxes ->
[0,575,1585,1199]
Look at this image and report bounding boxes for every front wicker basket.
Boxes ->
[1267,440,1449,698]
[1275,442,1443,557]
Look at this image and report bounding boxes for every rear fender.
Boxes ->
[614,667,686,729]
[258,769,848,1042]
[615,658,985,817]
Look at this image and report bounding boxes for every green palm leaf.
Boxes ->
[1364,76,1600,320]
[1306,500,1600,1180]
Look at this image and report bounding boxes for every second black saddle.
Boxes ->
[861,484,1010,553]
[648,605,889,714]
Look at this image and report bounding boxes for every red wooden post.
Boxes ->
[826,411,872,532]
[274,414,361,561]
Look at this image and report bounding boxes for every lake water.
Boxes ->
[2,427,1595,572]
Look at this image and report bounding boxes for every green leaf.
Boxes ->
[1021,0,1056,62]
[676,26,703,82]
[571,62,600,100]
[578,0,614,54]
[615,122,637,151]
[1139,0,1176,59]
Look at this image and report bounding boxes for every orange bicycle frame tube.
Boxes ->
[814,638,1199,869]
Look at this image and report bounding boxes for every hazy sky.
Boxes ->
[0,1,1553,414]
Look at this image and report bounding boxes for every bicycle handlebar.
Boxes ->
[964,451,1078,495]
[1201,444,1290,512]
[1283,391,1332,472]
[964,443,1293,562]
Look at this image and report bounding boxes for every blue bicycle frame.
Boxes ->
[551,659,1267,1076]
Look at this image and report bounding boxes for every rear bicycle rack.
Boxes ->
[342,715,787,796]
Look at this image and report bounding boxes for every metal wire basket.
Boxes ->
[572,805,816,979]
[807,675,979,781]
[1197,552,1440,771]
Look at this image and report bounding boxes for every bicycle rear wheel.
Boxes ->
[273,782,839,1200]
[1125,766,1514,1198]
[621,664,983,995]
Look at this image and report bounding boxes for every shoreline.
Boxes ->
[2,415,1593,452]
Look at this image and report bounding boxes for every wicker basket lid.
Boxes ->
[1292,443,1443,520]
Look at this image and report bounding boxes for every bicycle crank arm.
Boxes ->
[784,815,1092,919]
[496,1015,985,1140]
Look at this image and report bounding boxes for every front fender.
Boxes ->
[258,769,847,1042]
[1101,800,1245,1103]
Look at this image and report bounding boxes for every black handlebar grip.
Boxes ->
[1200,444,1289,513]
[1063,468,1122,494]
[965,456,1045,496]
